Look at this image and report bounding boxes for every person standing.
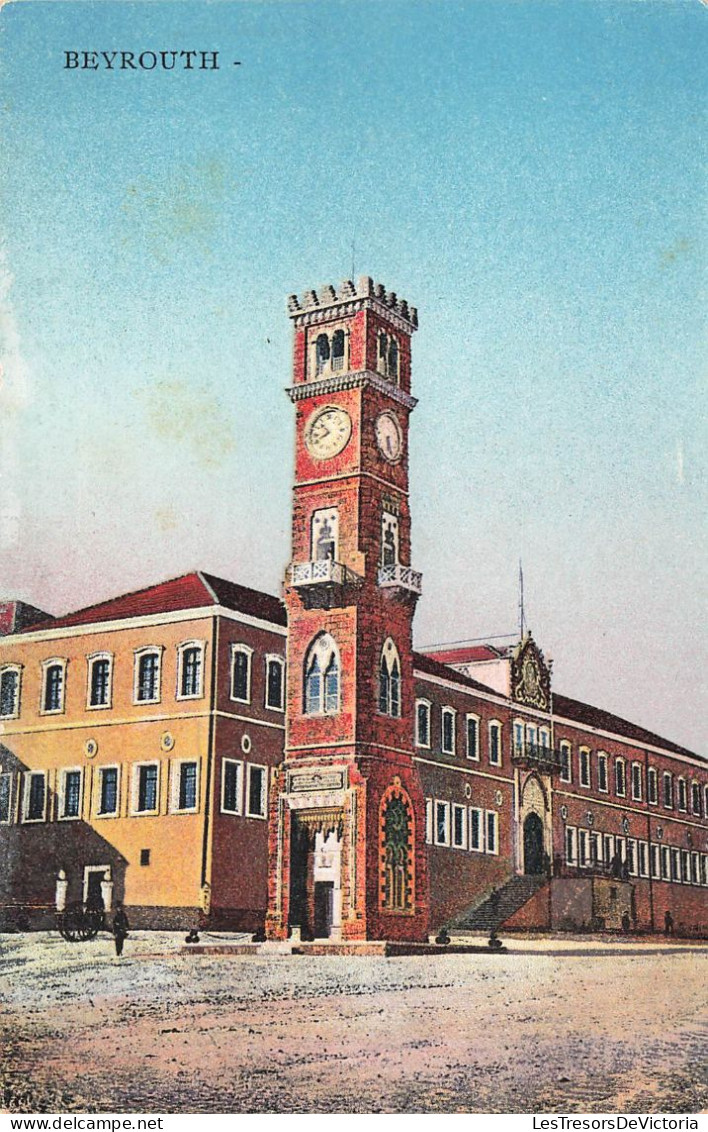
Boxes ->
[112,903,129,957]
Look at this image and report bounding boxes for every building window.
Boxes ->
[97,767,119,817]
[221,759,243,815]
[41,659,66,714]
[177,642,205,699]
[133,763,159,815]
[691,781,703,817]
[87,654,112,709]
[579,748,591,788]
[677,777,687,812]
[615,758,626,798]
[469,807,484,852]
[597,752,608,793]
[172,761,198,812]
[577,829,588,867]
[416,700,431,748]
[315,332,330,375]
[311,508,339,561]
[680,850,690,883]
[331,328,346,371]
[631,763,643,802]
[434,800,450,846]
[380,788,413,911]
[488,721,502,766]
[559,741,571,783]
[60,768,82,820]
[566,826,577,866]
[246,763,267,819]
[602,834,615,870]
[387,336,399,381]
[486,810,499,855]
[378,639,401,717]
[650,844,660,880]
[229,645,252,704]
[691,853,700,885]
[660,846,670,880]
[466,715,480,761]
[265,656,285,711]
[134,648,161,704]
[648,767,658,805]
[670,848,680,882]
[441,708,456,755]
[513,720,524,759]
[0,773,11,823]
[0,666,21,719]
[425,798,433,844]
[705,785,708,819]
[452,803,467,849]
[23,771,46,822]
[304,633,340,716]
[663,772,673,809]
[381,512,399,568]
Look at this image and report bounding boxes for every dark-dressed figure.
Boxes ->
[112,904,129,957]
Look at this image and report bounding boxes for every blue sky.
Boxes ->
[0,0,706,749]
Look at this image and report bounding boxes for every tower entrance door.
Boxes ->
[288,814,342,940]
[523,813,545,875]
[314,882,335,938]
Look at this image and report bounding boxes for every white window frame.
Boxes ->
[58,766,84,821]
[701,854,708,887]
[441,707,456,756]
[0,664,22,720]
[579,747,591,789]
[230,643,253,705]
[264,654,285,712]
[176,640,206,701]
[670,847,680,882]
[526,722,537,750]
[589,831,601,867]
[466,713,480,761]
[566,825,577,866]
[615,757,626,798]
[22,770,47,823]
[425,798,433,844]
[538,727,550,751]
[626,837,637,876]
[662,772,673,809]
[86,651,114,711]
[513,719,525,760]
[434,799,450,846]
[488,720,502,767]
[469,806,484,852]
[603,833,615,869]
[83,864,111,906]
[485,810,499,855]
[597,751,608,794]
[559,740,572,784]
[415,699,431,749]
[638,840,649,878]
[691,781,702,817]
[131,760,161,816]
[631,762,643,802]
[660,845,670,880]
[170,758,200,814]
[680,850,690,883]
[133,646,163,705]
[0,771,13,824]
[40,657,67,715]
[245,762,268,820]
[647,766,658,805]
[96,764,121,818]
[690,852,700,885]
[451,802,467,849]
[577,828,588,867]
[650,843,661,880]
[677,776,687,813]
[221,758,243,815]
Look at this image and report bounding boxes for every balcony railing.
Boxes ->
[289,560,361,588]
[512,742,563,773]
[377,563,423,595]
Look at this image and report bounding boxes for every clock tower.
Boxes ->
[265,277,429,943]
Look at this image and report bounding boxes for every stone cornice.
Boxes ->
[286,370,418,410]
[287,277,418,334]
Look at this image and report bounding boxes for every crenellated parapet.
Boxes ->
[287,276,418,331]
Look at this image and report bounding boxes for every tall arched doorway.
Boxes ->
[523,812,545,875]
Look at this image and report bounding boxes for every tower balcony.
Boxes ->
[288,560,363,608]
[377,563,423,596]
[512,743,562,774]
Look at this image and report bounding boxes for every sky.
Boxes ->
[0,0,705,751]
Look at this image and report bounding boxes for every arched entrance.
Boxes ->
[523,813,545,875]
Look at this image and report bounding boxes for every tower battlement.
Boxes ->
[287,276,418,330]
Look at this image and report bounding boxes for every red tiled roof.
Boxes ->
[21,572,286,633]
[422,644,512,664]
[553,693,701,761]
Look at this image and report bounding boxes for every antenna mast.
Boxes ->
[518,559,525,641]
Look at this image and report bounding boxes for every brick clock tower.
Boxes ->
[265,277,429,943]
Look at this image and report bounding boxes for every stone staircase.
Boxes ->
[448,873,548,933]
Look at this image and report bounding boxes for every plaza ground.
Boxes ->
[1,931,706,1114]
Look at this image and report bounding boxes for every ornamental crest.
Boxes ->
[511,634,551,710]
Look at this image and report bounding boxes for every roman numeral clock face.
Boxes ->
[304,406,352,460]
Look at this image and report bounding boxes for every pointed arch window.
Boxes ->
[331,329,345,371]
[387,336,399,381]
[315,333,330,374]
[379,785,414,912]
[304,634,340,716]
[378,638,401,717]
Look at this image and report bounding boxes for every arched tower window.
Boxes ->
[311,508,339,562]
[379,784,414,912]
[315,333,330,375]
[387,336,399,381]
[378,638,401,717]
[304,633,340,715]
[331,329,345,370]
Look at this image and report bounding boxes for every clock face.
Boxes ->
[305,406,352,460]
[375,412,403,463]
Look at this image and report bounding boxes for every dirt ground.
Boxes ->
[1,931,706,1115]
